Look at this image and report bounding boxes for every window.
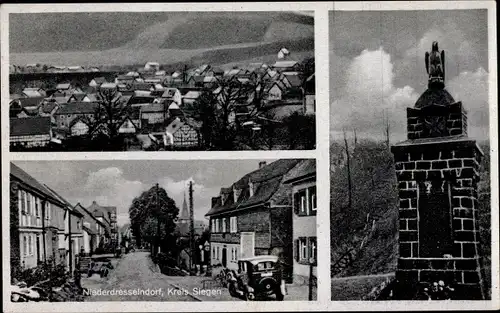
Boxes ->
[300,195,307,214]
[222,218,227,233]
[215,219,220,233]
[309,237,317,262]
[28,235,33,255]
[212,247,215,258]
[26,193,31,215]
[296,236,317,264]
[310,186,317,214]
[19,190,26,215]
[23,236,28,256]
[299,237,307,261]
[216,247,219,260]
[230,216,238,233]
[35,198,40,217]
[211,219,215,232]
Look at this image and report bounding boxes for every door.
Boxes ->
[222,247,227,267]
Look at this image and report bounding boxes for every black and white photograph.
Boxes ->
[8,11,315,151]
[329,9,492,300]
[9,159,317,302]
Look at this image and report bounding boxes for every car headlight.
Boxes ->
[247,286,254,292]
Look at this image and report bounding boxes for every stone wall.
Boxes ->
[407,102,468,140]
[392,138,485,299]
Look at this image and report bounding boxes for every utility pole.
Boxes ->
[343,129,352,208]
[189,181,195,275]
[156,183,161,256]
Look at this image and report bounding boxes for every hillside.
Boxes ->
[330,140,491,290]
[9,12,314,67]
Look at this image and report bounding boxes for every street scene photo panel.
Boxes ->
[9,11,315,151]
[9,159,317,302]
[329,9,492,300]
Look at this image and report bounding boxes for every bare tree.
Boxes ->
[92,86,130,141]
[343,129,353,209]
[383,109,390,148]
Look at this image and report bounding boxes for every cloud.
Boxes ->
[331,47,419,142]
[79,167,145,227]
[395,18,482,90]
[159,177,218,222]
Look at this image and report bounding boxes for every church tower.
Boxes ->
[179,192,190,224]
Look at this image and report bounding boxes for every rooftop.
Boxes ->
[10,117,51,137]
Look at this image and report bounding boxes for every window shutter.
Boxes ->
[293,192,299,214]
[307,237,312,262]
[294,239,299,261]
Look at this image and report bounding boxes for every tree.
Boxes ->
[194,77,256,150]
[283,111,316,149]
[129,184,179,256]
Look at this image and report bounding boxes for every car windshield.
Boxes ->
[255,261,275,271]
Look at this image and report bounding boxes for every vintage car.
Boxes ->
[227,255,286,301]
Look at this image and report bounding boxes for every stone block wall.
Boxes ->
[407,102,467,140]
[391,139,485,299]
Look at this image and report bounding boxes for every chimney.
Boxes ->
[259,161,267,169]
[211,196,221,208]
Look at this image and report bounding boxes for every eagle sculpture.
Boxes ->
[425,41,445,83]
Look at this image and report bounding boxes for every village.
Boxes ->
[9,49,315,151]
[10,159,317,302]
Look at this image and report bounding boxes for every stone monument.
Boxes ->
[391,42,486,299]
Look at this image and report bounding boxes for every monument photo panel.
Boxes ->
[329,9,492,300]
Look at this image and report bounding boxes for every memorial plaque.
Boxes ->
[418,180,453,258]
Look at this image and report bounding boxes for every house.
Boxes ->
[164,117,201,148]
[281,72,302,89]
[161,88,182,104]
[125,71,141,78]
[69,205,84,265]
[140,102,168,125]
[118,116,140,134]
[272,60,299,72]
[67,93,92,103]
[53,102,99,129]
[205,159,300,278]
[55,83,81,95]
[182,90,202,107]
[303,73,315,115]
[88,77,107,88]
[283,159,317,284]
[144,62,160,72]
[127,95,155,106]
[87,201,118,250]
[22,87,46,98]
[10,117,53,148]
[115,75,136,85]
[38,100,60,123]
[43,185,73,270]
[155,70,166,77]
[266,81,287,101]
[69,117,90,137]
[73,203,105,255]
[67,66,84,72]
[10,163,69,271]
[277,47,290,60]
[9,97,46,118]
[132,82,155,92]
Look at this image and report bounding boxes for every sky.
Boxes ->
[330,10,490,143]
[13,160,275,227]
